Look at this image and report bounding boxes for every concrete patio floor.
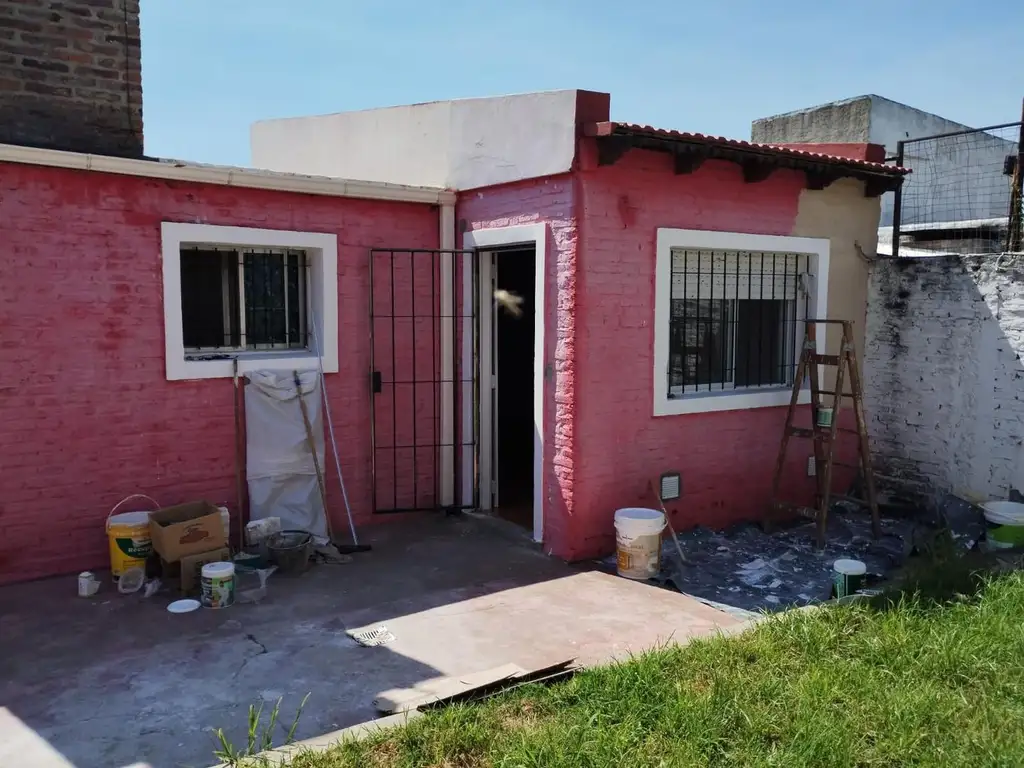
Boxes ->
[0,514,745,768]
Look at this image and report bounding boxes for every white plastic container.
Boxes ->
[77,571,99,597]
[201,561,235,609]
[614,508,666,580]
[217,505,230,542]
[981,501,1024,549]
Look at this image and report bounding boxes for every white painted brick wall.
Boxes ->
[865,254,1024,502]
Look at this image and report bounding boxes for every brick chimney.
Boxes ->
[0,0,143,157]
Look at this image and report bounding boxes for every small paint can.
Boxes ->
[78,571,99,597]
[815,406,834,429]
[832,559,867,599]
[201,561,235,609]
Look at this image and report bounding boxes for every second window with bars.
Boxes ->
[668,249,807,397]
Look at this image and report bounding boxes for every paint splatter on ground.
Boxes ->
[601,501,987,617]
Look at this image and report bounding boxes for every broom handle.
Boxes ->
[294,371,334,542]
[233,358,245,553]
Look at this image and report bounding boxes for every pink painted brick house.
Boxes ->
[0,88,906,584]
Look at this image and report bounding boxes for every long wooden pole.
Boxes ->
[293,370,335,543]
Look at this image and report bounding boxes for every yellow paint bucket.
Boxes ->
[106,494,159,580]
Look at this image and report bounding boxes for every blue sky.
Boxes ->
[141,0,1024,167]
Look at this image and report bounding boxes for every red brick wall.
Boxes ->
[0,162,438,584]
[571,143,822,559]
[457,175,579,558]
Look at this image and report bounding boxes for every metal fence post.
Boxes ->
[1008,98,1024,253]
[892,140,905,258]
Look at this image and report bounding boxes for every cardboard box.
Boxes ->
[178,547,231,595]
[149,501,227,562]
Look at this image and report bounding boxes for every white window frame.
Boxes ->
[653,228,829,417]
[161,222,338,381]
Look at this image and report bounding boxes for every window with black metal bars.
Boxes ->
[668,249,807,397]
[179,246,310,355]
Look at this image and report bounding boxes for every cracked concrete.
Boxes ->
[0,515,743,768]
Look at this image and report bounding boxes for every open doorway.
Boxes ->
[492,247,535,529]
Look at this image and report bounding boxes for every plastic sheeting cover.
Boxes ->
[245,369,327,541]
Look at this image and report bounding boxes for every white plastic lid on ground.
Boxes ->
[167,599,201,614]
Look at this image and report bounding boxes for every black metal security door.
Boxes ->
[369,249,479,514]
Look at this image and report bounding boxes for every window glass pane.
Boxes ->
[244,251,288,348]
[180,249,238,349]
[671,299,732,390]
[735,300,792,386]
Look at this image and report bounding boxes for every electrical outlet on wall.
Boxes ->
[807,456,816,476]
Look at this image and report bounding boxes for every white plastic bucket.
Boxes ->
[833,558,867,599]
[614,508,666,580]
[982,501,1024,549]
[201,561,235,609]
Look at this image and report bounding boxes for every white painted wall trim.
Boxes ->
[0,142,455,205]
[653,228,830,417]
[462,223,547,543]
[161,222,339,381]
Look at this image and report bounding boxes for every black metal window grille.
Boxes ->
[180,246,309,354]
[668,249,807,397]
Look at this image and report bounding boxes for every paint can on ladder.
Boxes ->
[106,494,159,581]
[614,508,666,580]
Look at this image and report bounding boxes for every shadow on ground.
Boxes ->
[0,513,742,768]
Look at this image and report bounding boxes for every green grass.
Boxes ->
[255,570,1024,768]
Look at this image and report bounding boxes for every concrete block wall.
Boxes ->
[0,0,143,157]
[0,161,438,584]
[865,254,1024,502]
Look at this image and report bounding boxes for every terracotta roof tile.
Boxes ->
[588,122,908,176]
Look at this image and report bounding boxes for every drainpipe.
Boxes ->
[440,201,456,251]
[439,201,457,508]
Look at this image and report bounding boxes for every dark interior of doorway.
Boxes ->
[495,247,535,530]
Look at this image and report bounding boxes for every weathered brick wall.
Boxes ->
[0,0,143,156]
[865,254,1024,502]
[457,175,579,559]
[0,162,438,584]
[572,146,814,558]
[568,142,877,559]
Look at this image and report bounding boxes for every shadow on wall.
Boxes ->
[864,253,1024,503]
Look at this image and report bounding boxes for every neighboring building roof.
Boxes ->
[0,142,456,205]
[585,121,908,189]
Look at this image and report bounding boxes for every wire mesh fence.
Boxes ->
[891,116,1023,256]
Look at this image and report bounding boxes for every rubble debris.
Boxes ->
[601,504,985,614]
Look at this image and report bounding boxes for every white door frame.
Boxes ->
[461,223,546,543]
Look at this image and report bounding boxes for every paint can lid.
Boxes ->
[833,559,867,576]
[202,561,235,578]
[167,599,201,614]
[79,571,94,579]
[107,510,151,527]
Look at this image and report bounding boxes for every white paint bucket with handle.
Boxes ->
[614,508,666,580]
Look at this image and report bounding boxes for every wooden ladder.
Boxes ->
[769,319,881,548]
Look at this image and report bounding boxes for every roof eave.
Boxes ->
[0,143,458,205]
[583,121,907,196]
